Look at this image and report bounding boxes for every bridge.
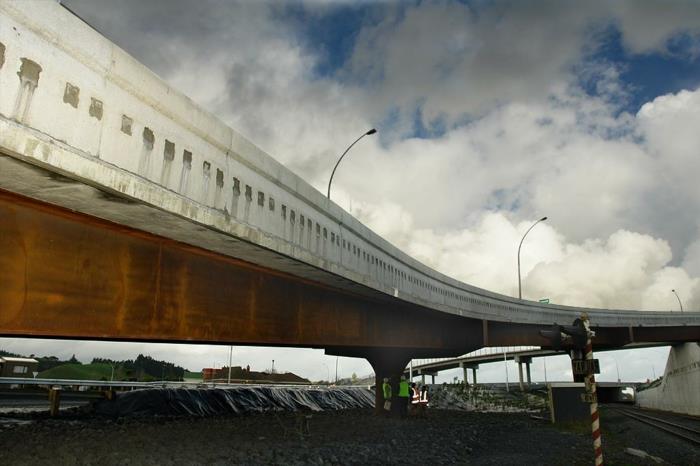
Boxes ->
[1,1,699,409]
[406,343,670,389]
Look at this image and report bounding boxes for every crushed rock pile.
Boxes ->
[429,385,547,413]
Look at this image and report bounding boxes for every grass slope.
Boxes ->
[183,371,202,380]
[39,363,114,380]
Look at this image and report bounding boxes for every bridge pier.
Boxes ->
[416,368,437,386]
[364,349,413,415]
[514,356,532,391]
[460,362,479,386]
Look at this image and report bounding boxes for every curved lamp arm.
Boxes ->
[327,128,377,200]
[517,216,548,300]
[671,289,684,312]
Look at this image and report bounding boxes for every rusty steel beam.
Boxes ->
[0,189,477,354]
[2,189,697,358]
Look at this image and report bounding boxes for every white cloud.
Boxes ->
[354,202,699,311]
[612,0,700,56]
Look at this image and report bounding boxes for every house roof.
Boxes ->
[0,357,39,364]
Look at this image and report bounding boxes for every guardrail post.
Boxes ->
[48,387,61,417]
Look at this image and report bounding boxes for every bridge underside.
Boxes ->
[2,188,698,353]
[0,189,484,357]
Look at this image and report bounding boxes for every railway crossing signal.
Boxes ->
[538,318,589,350]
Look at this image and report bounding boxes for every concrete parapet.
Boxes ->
[635,343,700,416]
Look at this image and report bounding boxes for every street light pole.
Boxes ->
[518,216,548,300]
[543,357,548,384]
[671,289,684,312]
[322,363,330,384]
[327,128,377,200]
[227,345,233,384]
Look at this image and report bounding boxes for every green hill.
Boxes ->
[39,363,114,380]
[184,370,202,380]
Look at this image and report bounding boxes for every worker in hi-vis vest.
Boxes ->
[382,377,392,416]
[418,384,429,418]
[398,376,410,418]
[410,382,420,415]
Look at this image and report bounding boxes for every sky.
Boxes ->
[3,0,700,384]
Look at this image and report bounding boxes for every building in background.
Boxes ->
[0,357,39,378]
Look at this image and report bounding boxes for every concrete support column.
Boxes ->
[364,349,412,415]
[431,374,436,385]
[421,373,425,385]
[514,356,532,392]
[472,367,478,385]
[517,362,525,392]
[461,364,469,386]
[526,362,532,387]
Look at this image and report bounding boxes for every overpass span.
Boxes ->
[1,1,699,401]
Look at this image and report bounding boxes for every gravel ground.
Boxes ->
[598,406,700,466]
[1,407,689,466]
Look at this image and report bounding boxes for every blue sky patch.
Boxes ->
[581,25,700,114]
[280,3,387,79]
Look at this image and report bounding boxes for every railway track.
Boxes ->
[609,405,700,446]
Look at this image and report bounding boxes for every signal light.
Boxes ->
[539,324,566,350]
[539,318,589,350]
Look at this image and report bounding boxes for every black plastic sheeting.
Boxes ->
[93,386,375,418]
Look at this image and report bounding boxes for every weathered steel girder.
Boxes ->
[0,189,481,356]
[1,189,698,359]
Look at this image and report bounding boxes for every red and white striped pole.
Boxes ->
[582,314,604,466]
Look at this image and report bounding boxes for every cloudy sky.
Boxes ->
[4,0,700,383]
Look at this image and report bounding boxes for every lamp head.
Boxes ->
[540,216,548,221]
[366,128,377,135]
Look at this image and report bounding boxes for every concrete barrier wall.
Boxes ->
[635,343,700,416]
[1,1,699,329]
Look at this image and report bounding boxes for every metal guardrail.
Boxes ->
[0,377,364,390]
[0,377,161,388]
